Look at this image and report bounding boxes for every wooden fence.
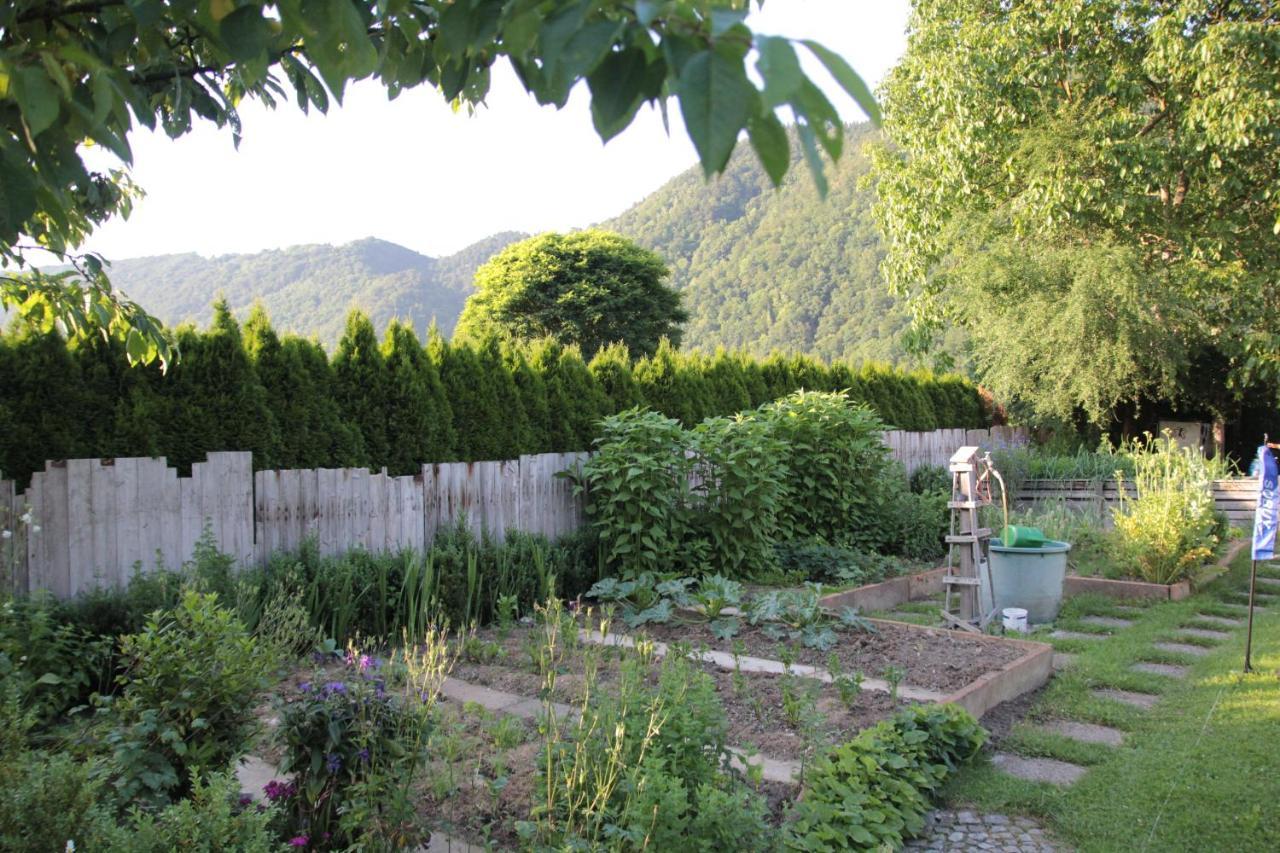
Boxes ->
[2,426,1026,597]
[1016,478,1258,527]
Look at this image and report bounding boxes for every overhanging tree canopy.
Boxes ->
[0,0,878,367]
[872,0,1280,425]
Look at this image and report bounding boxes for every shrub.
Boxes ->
[577,408,693,577]
[754,391,896,549]
[0,594,113,725]
[773,540,904,587]
[689,415,786,577]
[104,591,269,805]
[894,489,949,562]
[785,704,987,850]
[275,642,443,850]
[909,464,951,495]
[1111,434,1227,584]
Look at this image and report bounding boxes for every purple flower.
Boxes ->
[325,752,342,773]
[288,836,309,848]
[237,793,254,807]
[263,779,296,802]
[299,682,311,693]
[357,747,370,763]
[321,681,346,697]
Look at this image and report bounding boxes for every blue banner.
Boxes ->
[1253,446,1278,561]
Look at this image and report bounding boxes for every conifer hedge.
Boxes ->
[0,303,991,486]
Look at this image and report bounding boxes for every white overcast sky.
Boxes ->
[83,1,910,261]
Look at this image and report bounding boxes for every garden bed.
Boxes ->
[629,618,1025,695]
[819,565,948,612]
[1064,574,1192,601]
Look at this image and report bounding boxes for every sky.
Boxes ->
[83,1,910,261]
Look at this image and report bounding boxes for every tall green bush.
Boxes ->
[332,310,390,466]
[382,321,455,473]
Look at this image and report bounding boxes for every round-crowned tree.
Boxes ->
[455,230,686,359]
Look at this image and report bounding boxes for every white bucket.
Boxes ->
[1002,607,1029,634]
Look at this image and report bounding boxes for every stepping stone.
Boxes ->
[1153,641,1210,657]
[1092,688,1159,709]
[1081,615,1134,629]
[421,833,485,853]
[1052,652,1077,671]
[729,749,800,785]
[1196,614,1244,627]
[991,753,1087,786]
[1179,627,1230,641]
[1038,719,1125,747]
[1256,576,1280,588]
[1050,630,1105,641]
[1132,661,1188,678]
[236,755,284,802]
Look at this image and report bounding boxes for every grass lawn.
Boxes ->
[938,549,1280,852]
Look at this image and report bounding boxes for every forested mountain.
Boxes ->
[98,123,956,363]
[602,122,955,365]
[101,232,525,345]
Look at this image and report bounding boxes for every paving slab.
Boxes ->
[1049,630,1105,641]
[1132,661,1188,678]
[1153,641,1211,657]
[420,832,485,852]
[1195,614,1244,627]
[991,753,1087,786]
[236,755,284,802]
[1038,719,1125,747]
[728,749,801,785]
[1092,688,1159,709]
[1256,576,1280,588]
[1052,652,1077,671]
[903,810,1066,851]
[1178,627,1230,641]
[1080,615,1134,629]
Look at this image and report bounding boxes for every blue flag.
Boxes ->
[1253,446,1278,561]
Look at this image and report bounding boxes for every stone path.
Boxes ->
[991,753,1088,786]
[235,755,281,802]
[1178,627,1230,641]
[1049,630,1104,641]
[1052,652,1077,671]
[1195,614,1244,627]
[1131,661,1188,678]
[440,676,576,721]
[1079,615,1133,630]
[1091,688,1159,709]
[1037,719,1125,747]
[1152,641,1210,657]
[904,810,1066,852]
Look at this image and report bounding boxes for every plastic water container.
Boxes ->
[985,540,1072,623]
[1001,525,1047,547]
[1002,607,1029,633]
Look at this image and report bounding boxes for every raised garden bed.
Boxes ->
[1064,574,1192,601]
[819,565,948,612]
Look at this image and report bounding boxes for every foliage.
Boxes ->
[0,594,113,726]
[873,0,1280,421]
[0,305,989,486]
[275,644,441,850]
[103,591,270,805]
[772,539,908,588]
[456,230,686,358]
[689,415,787,577]
[755,391,897,548]
[0,0,873,362]
[894,487,948,562]
[785,704,987,850]
[577,409,693,577]
[1111,434,1227,584]
[909,464,950,496]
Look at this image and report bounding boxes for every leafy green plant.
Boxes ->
[104,591,269,805]
[784,704,987,850]
[0,594,113,726]
[880,666,906,702]
[691,574,744,620]
[1111,433,1227,584]
[773,539,907,587]
[837,606,878,634]
[576,409,694,577]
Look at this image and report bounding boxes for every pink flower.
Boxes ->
[288,836,309,848]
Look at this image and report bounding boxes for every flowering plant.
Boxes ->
[274,638,449,850]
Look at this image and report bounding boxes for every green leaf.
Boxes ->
[588,47,652,142]
[756,36,804,109]
[220,6,272,61]
[14,67,60,137]
[800,39,880,124]
[677,48,755,176]
[797,122,829,197]
[747,112,790,185]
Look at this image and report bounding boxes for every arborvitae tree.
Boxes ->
[702,349,751,417]
[429,330,505,461]
[504,341,552,454]
[379,321,456,474]
[787,354,832,393]
[588,342,642,413]
[333,310,390,468]
[476,336,531,459]
[633,339,688,425]
[73,334,162,460]
[245,305,312,467]
[198,301,280,467]
[528,339,608,451]
[759,352,797,402]
[288,336,367,466]
[0,327,86,485]
[734,352,769,407]
[827,362,857,395]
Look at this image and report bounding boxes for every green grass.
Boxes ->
[939,550,1280,851]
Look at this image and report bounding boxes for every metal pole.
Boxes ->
[1244,559,1258,673]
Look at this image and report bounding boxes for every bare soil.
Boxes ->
[636,619,1025,693]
